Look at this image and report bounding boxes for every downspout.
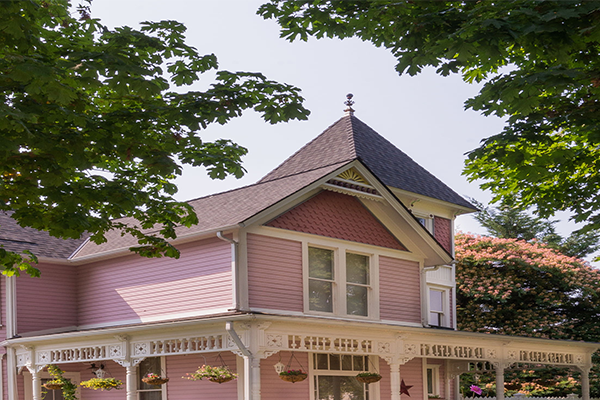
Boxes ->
[226,322,252,400]
[217,231,239,311]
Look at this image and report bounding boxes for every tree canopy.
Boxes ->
[0,0,310,275]
[455,233,600,396]
[470,199,600,259]
[259,0,600,232]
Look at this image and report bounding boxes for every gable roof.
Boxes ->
[260,115,476,210]
[0,211,87,259]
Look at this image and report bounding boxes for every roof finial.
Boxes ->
[344,93,355,116]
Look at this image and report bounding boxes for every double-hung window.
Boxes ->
[138,357,165,400]
[428,288,447,327]
[308,246,373,317]
[426,364,440,397]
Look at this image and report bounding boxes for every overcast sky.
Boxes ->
[89,0,597,265]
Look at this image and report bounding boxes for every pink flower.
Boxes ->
[470,385,483,395]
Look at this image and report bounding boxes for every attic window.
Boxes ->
[416,215,435,235]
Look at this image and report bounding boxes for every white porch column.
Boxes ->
[31,371,42,400]
[7,348,18,400]
[494,363,505,400]
[390,362,401,400]
[126,365,137,400]
[454,376,461,400]
[250,357,261,400]
[577,366,591,400]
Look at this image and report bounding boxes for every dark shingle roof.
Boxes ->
[260,115,476,210]
[72,162,348,258]
[0,211,87,259]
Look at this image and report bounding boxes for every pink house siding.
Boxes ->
[167,352,237,400]
[267,191,407,251]
[77,238,231,327]
[16,262,78,334]
[378,358,423,400]
[247,234,303,312]
[379,256,421,324]
[434,217,452,254]
[261,352,309,400]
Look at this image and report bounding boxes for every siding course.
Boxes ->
[248,234,303,312]
[77,238,231,327]
[261,352,309,400]
[16,263,78,334]
[379,256,421,324]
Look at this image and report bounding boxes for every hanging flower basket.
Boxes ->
[43,381,63,390]
[80,377,123,391]
[185,365,237,384]
[279,370,308,383]
[356,372,382,384]
[142,373,169,386]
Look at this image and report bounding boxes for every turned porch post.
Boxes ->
[31,371,42,400]
[126,365,137,400]
[390,362,401,400]
[577,366,591,400]
[494,363,506,400]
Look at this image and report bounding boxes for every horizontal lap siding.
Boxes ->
[379,360,391,400]
[379,256,421,324]
[78,238,231,326]
[401,358,424,400]
[16,263,78,334]
[167,352,237,400]
[261,352,309,400]
[248,234,303,312]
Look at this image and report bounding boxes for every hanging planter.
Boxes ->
[79,378,123,391]
[277,352,307,383]
[43,381,63,390]
[142,373,170,386]
[185,365,237,384]
[279,370,308,383]
[185,354,237,384]
[356,372,382,384]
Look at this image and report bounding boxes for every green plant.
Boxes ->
[279,369,306,376]
[79,377,123,391]
[185,365,237,383]
[46,365,77,400]
[356,372,381,378]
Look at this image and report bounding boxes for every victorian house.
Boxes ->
[0,108,597,400]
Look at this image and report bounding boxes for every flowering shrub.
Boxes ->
[279,369,306,376]
[79,378,123,391]
[145,373,161,380]
[185,365,237,383]
[456,233,600,396]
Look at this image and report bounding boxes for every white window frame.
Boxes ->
[304,242,379,320]
[23,371,81,400]
[310,354,380,400]
[425,364,440,397]
[428,286,450,328]
[137,357,167,400]
[414,213,435,235]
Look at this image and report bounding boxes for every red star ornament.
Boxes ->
[400,379,413,397]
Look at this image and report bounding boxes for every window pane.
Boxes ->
[429,312,443,326]
[430,289,443,312]
[317,376,365,400]
[309,279,333,312]
[317,353,329,370]
[341,355,353,370]
[140,392,162,400]
[346,253,369,284]
[329,354,341,370]
[353,355,364,371]
[347,284,368,316]
[427,368,434,394]
[309,247,334,279]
